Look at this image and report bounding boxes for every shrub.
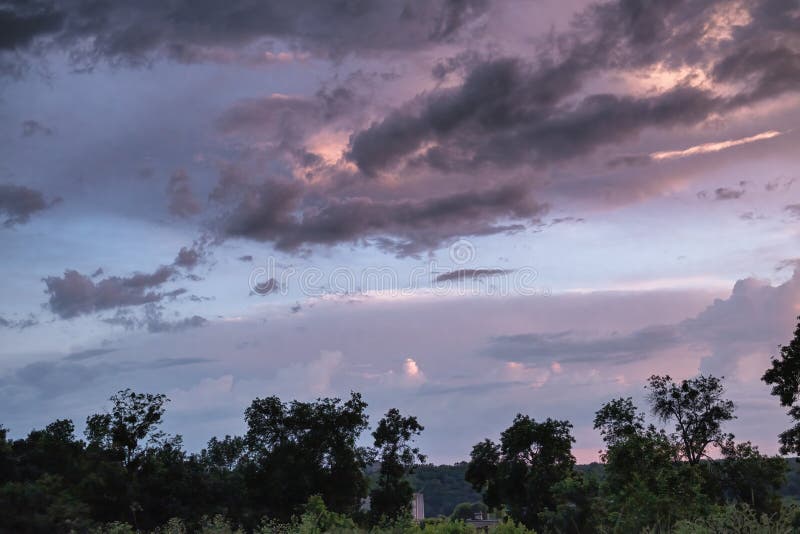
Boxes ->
[199,514,245,534]
[670,503,798,534]
[154,517,188,534]
[89,522,137,534]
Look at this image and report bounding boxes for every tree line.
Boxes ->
[3,317,800,533]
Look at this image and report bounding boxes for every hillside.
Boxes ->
[412,459,800,518]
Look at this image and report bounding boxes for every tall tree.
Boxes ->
[466,415,575,530]
[85,389,170,467]
[762,316,800,454]
[593,397,705,531]
[369,408,425,523]
[244,392,371,520]
[646,375,735,465]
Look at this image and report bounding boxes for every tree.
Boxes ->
[593,397,644,448]
[715,440,787,515]
[369,408,425,523]
[762,316,800,454]
[466,415,575,530]
[646,375,735,465]
[450,501,487,521]
[85,389,171,467]
[244,392,371,521]
[593,397,706,531]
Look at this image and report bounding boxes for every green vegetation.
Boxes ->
[407,464,481,518]
[5,316,800,532]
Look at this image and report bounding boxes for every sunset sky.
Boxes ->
[1,0,800,463]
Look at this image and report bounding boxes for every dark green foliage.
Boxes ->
[537,471,600,534]
[0,389,379,532]
[594,397,711,531]
[85,389,170,467]
[646,375,735,465]
[715,440,787,515]
[465,415,576,531]
[369,408,425,523]
[593,385,787,532]
[243,392,372,522]
[449,501,487,520]
[763,316,800,455]
[409,463,482,517]
[4,361,800,533]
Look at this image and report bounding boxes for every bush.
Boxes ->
[295,495,357,534]
[670,503,798,534]
[491,521,537,534]
[90,522,137,534]
[419,519,475,533]
[199,514,245,534]
[154,517,188,534]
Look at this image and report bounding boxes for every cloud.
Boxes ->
[488,325,682,366]
[0,355,212,400]
[104,304,207,333]
[0,0,489,73]
[0,183,55,227]
[0,314,38,330]
[650,131,782,161]
[173,243,207,270]
[43,239,210,320]
[0,4,63,52]
[785,204,800,219]
[62,348,117,361]
[341,0,799,184]
[167,170,202,218]
[43,265,177,318]
[220,179,546,256]
[216,88,356,141]
[486,269,800,377]
[714,187,746,200]
[403,357,425,384]
[347,58,728,175]
[435,268,510,282]
[267,350,344,396]
[20,119,52,137]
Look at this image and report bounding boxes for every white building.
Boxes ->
[411,492,424,520]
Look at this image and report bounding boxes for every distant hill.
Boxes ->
[410,459,800,518]
[408,463,481,517]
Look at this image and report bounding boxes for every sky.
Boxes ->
[1,0,799,464]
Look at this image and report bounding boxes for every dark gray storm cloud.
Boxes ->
[0,183,54,227]
[43,265,177,318]
[347,62,737,175]
[221,179,546,256]
[347,0,799,175]
[0,0,488,73]
[42,238,212,320]
[435,268,510,282]
[0,2,63,51]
